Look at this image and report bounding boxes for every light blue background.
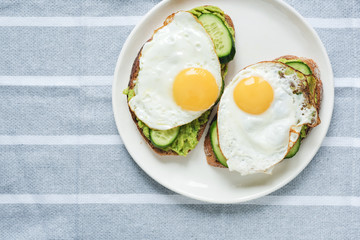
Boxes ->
[0,0,359,239]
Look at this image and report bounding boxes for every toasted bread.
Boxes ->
[204,56,323,167]
[126,9,235,156]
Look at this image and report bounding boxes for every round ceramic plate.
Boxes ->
[113,0,334,203]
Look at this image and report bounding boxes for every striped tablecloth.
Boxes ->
[0,0,359,239]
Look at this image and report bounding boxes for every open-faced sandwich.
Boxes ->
[123,6,236,156]
[204,56,322,175]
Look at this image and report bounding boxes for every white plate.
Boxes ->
[112,0,334,203]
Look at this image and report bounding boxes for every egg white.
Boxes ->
[217,62,318,175]
[128,11,222,130]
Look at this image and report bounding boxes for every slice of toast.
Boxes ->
[204,56,323,167]
[127,9,235,156]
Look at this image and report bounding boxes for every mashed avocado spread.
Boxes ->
[123,6,233,156]
[124,87,210,156]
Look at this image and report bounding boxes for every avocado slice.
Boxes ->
[307,75,316,96]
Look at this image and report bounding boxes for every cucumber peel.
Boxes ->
[210,120,228,167]
[150,127,180,148]
[286,62,312,75]
[198,13,236,64]
[285,136,301,158]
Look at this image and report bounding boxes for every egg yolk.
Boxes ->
[233,76,274,115]
[173,68,219,111]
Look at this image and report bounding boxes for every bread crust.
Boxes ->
[204,56,323,167]
[127,11,234,156]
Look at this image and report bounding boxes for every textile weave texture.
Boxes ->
[0,0,359,239]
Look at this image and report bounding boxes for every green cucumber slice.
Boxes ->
[150,127,180,148]
[215,78,225,104]
[285,136,301,158]
[198,13,235,64]
[210,120,228,167]
[286,62,312,75]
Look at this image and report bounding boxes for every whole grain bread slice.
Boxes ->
[127,10,235,156]
[204,56,323,167]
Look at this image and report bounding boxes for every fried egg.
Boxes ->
[217,62,319,175]
[128,11,222,130]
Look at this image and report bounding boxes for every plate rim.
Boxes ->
[112,0,334,204]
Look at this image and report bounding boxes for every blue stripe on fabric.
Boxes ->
[0,145,172,194]
[0,204,78,239]
[0,0,162,17]
[0,145,358,196]
[316,29,359,77]
[273,147,359,196]
[0,28,356,76]
[0,204,358,239]
[0,86,117,135]
[326,88,360,138]
[285,0,360,18]
[0,26,133,75]
[0,0,359,19]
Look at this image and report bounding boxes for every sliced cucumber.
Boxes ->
[285,136,301,158]
[215,78,225,104]
[281,60,312,158]
[209,120,228,167]
[198,13,235,64]
[150,127,180,148]
[286,62,312,75]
